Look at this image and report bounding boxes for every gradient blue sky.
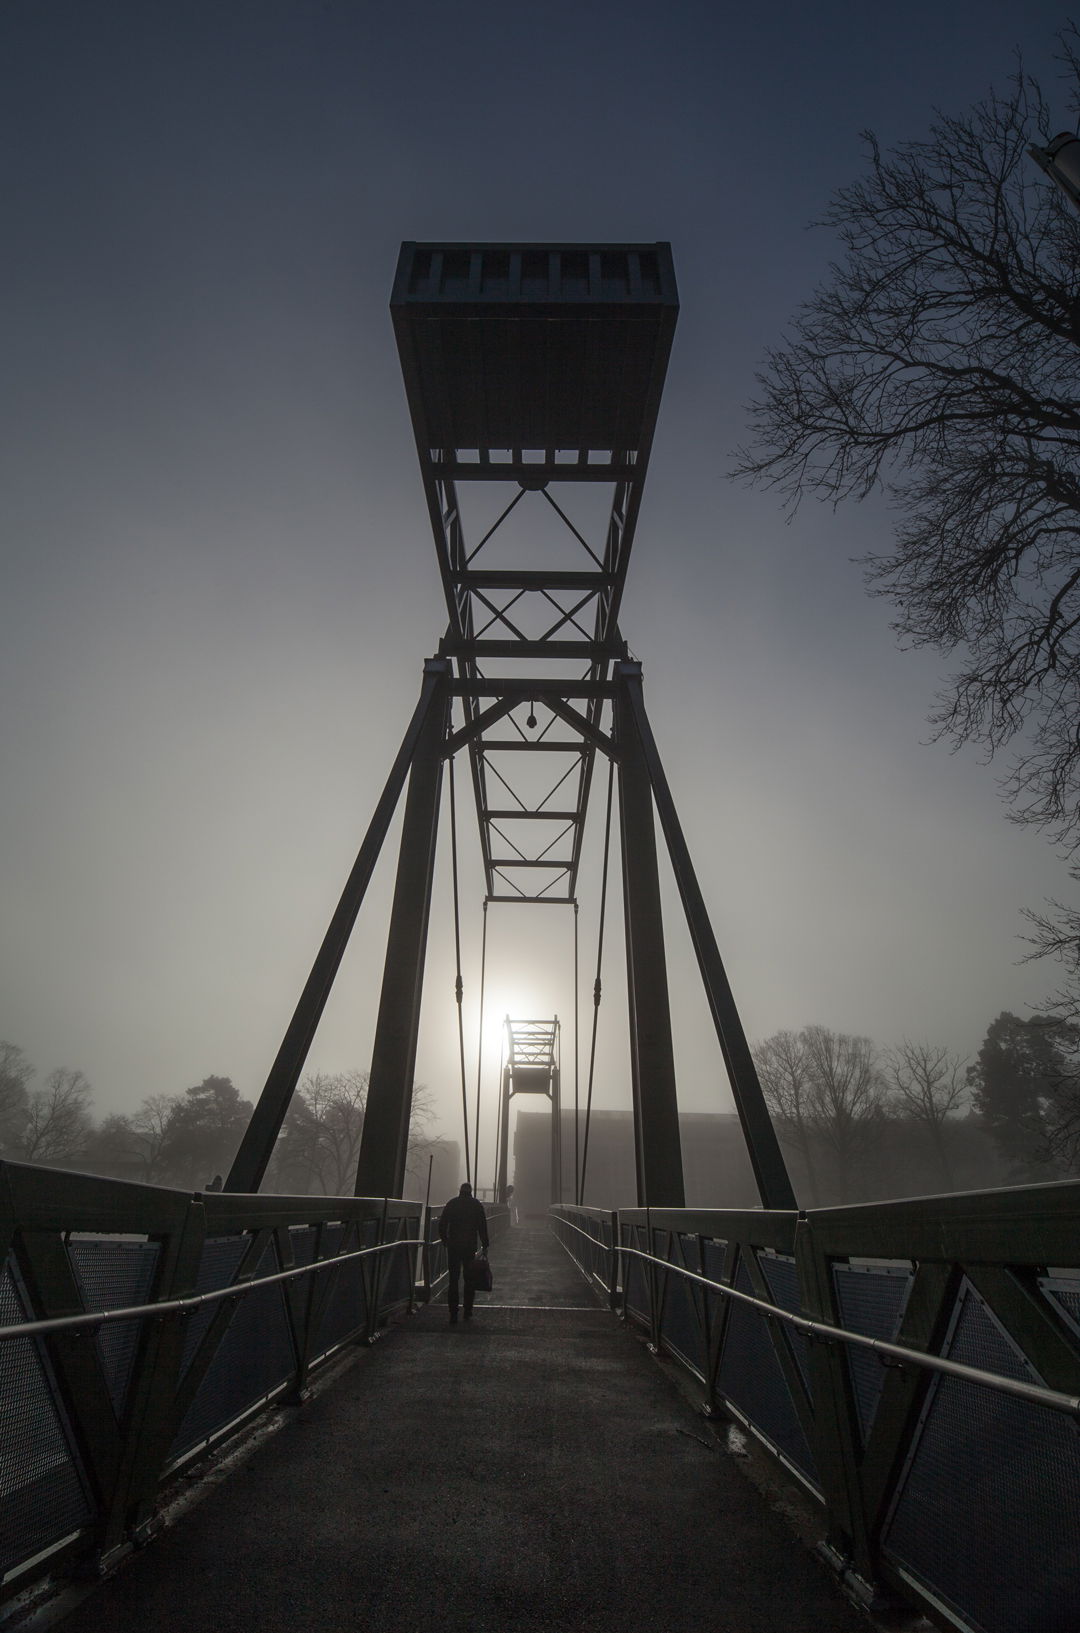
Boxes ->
[0,2,1072,1175]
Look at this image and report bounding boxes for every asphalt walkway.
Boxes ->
[56,1224,867,1633]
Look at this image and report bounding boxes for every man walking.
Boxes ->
[438,1182,490,1324]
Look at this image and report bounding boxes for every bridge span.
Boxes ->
[5,244,1080,1633]
[40,1221,866,1633]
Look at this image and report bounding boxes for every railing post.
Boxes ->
[795,1215,873,1581]
[645,1209,663,1352]
[365,1200,390,1341]
[102,1197,207,1554]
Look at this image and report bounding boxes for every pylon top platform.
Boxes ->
[391,242,678,476]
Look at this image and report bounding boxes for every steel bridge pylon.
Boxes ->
[226,242,795,1213]
[494,1017,562,1207]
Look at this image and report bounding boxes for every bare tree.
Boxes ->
[20,1068,94,1163]
[268,1071,440,1196]
[301,1069,370,1195]
[129,1093,181,1182]
[0,1041,33,1153]
[735,45,1080,853]
[803,1025,889,1188]
[754,1030,823,1205]
[403,1082,438,1190]
[885,1040,967,1188]
[1043,1070,1080,1173]
[755,1025,888,1200]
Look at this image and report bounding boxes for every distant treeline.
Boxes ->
[754,1016,1080,1205]
[515,1013,1080,1212]
[0,1045,437,1196]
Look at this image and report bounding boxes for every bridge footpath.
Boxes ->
[55,1223,865,1633]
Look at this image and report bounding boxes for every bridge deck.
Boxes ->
[56,1225,866,1633]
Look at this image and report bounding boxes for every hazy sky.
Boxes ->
[1,1,1073,1182]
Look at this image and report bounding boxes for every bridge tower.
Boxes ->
[495,1017,562,1207]
[226,242,794,1212]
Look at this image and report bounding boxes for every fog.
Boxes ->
[0,1,1070,1183]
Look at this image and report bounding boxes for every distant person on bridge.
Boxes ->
[438,1182,489,1325]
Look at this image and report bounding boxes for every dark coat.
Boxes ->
[438,1193,489,1254]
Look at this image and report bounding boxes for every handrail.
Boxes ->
[0,1235,415,1345]
[554,1211,1080,1420]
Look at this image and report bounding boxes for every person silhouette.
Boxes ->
[437,1182,490,1324]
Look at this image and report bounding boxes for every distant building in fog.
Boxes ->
[512,1109,760,1216]
[511,1106,1010,1214]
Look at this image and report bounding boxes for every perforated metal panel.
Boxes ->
[832,1261,912,1445]
[1039,1274,1080,1343]
[716,1255,818,1488]
[0,1262,94,1578]
[311,1223,371,1357]
[177,1236,248,1377]
[756,1252,813,1402]
[169,1236,296,1461]
[68,1238,160,1418]
[884,1279,1080,1633]
[622,1226,649,1323]
[379,1221,415,1314]
[660,1235,705,1379]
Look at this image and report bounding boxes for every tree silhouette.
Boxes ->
[19,1068,94,1163]
[967,1012,1073,1178]
[885,1040,967,1188]
[736,42,1080,855]
[159,1076,252,1187]
[0,1041,33,1153]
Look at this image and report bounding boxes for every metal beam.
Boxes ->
[354,670,451,1198]
[483,809,578,820]
[225,660,451,1194]
[449,679,614,699]
[616,662,796,1210]
[456,570,615,590]
[430,460,638,483]
[615,681,685,1209]
[440,638,620,661]
[477,740,589,753]
[545,697,618,758]
[444,696,517,757]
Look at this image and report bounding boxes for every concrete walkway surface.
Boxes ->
[53,1224,867,1633]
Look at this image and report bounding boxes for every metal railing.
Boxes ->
[552,1182,1080,1633]
[0,1160,424,1594]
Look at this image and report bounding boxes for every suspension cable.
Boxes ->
[579,756,615,1205]
[474,898,488,1195]
[493,1024,507,1198]
[573,898,580,1207]
[448,757,472,1187]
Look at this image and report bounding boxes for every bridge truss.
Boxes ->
[226,243,794,1212]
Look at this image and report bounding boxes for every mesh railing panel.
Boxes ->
[883,1280,1080,1633]
[716,1256,818,1488]
[831,1261,912,1445]
[68,1238,161,1419]
[169,1237,296,1461]
[178,1236,247,1377]
[379,1221,416,1313]
[311,1224,372,1357]
[0,1263,94,1579]
[756,1252,813,1402]
[1039,1276,1080,1343]
[659,1235,705,1379]
[622,1225,649,1324]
